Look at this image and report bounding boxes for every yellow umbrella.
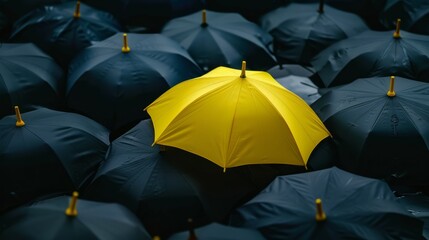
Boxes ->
[145,61,331,171]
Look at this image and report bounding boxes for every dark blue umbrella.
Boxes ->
[229,167,424,240]
[397,193,429,239]
[260,2,368,65]
[66,33,203,131]
[310,76,429,185]
[161,10,277,72]
[0,107,110,213]
[310,26,429,87]
[0,192,151,240]
[84,119,304,237]
[0,43,65,118]
[9,1,124,67]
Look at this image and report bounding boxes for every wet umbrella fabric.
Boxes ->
[379,0,429,35]
[0,43,65,118]
[229,167,424,240]
[397,193,429,239]
[0,107,110,213]
[310,76,429,185]
[260,3,368,65]
[167,222,266,240]
[66,33,203,131]
[0,194,151,240]
[161,10,276,72]
[84,119,303,237]
[310,29,429,87]
[9,1,124,67]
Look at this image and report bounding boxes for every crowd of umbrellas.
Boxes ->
[1,0,429,239]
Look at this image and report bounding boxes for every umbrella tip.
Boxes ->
[318,0,325,13]
[315,198,327,222]
[187,218,198,240]
[74,1,81,18]
[65,191,79,217]
[393,19,401,38]
[14,106,25,127]
[152,236,161,240]
[122,33,131,53]
[387,76,396,97]
[240,61,246,78]
[201,9,208,27]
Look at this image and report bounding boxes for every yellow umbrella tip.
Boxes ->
[74,1,81,18]
[240,61,247,78]
[315,198,327,222]
[65,191,79,217]
[14,106,25,127]
[387,76,396,97]
[152,236,161,240]
[122,33,131,53]
[201,9,207,27]
[393,18,401,38]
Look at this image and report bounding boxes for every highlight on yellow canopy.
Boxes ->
[145,61,331,171]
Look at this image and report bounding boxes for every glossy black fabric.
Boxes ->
[161,10,277,72]
[84,119,305,237]
[0,107,110,213]
[260,3,368,65]
[9,1,124,67]
[397,193,429,239]
[311,77,429,185]
[66,33,203,131]
[0,43,65,118]
[0,195,151,240]
[310,30,429,87]
[230,167,424,240]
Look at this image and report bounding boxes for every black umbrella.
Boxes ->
[275,75,322,105]
[310,25,429,87]
[167,221,266,240]
[259,2,368,65]
[0,192,151,240]
[0,0,68,21]
[379,0,429,35]
[81,0,204,32]
[229,167,424,240]
[310,76,429,185]
[9,1,124,67]
[0,107,110,213]
[0,43,65,118]
[66,33,203,131]
[161,10,277,72]
[84,119,305,237]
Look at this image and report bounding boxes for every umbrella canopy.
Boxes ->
[397,193,429,239]
[204,0,283,21]
[145,62,331,170]
[310,26,429,87]
[0,0,68,21]
[229,167,424,240]
[84,118,304,237]
[276,75,322,105]
[66,32,203,131]
[0,192,151,240]
[310,76,429,185]
[167,222,266,240]
[161,10,277,72]
[9,1,124,67]
[0,107,109,213]
[260,2,368,65]
[82,0,204,32]
[379,0,429,35]
[0,43,65,118]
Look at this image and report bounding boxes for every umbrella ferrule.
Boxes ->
[73,1,81,18]
[387,76,396,97]
[65,191,79,217]
[201,9,208,27]
[14,106,25,127]
[315,198,327,221]
[240,61,246,78]
[318,0,325,13]
[393,19,401,39]
[122,33,131,53]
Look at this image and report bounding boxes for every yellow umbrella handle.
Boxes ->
[315,198,327,221]
[387,76,396,97]
[74,1,81,18]
[14,106,25,127]
[393,19,401,38]
[65,191,79,217]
